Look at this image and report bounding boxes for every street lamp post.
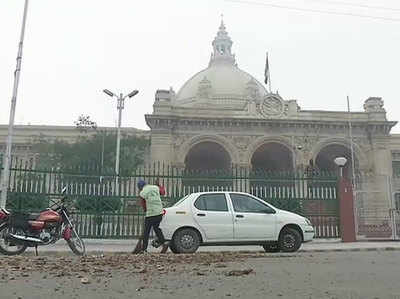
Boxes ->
[0,0,30,209]
[103,89,138,193]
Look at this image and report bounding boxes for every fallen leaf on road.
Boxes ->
[132,267,146,274]
[215,264,227,268]
[225,269,254,276]
[81,277,90,284]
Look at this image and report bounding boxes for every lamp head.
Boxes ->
[334,157,347,167]
[128,90,139,98]
[103,89,115,97]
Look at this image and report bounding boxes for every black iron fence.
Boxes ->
[1,160,340,238]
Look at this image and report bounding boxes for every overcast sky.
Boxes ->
[1,0,400,133]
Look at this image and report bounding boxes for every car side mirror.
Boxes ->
[263,208,276,214]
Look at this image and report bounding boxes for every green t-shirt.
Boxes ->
[139,184,163,217]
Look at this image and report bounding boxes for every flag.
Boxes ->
[264,52,269,85]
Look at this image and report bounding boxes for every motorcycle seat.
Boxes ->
[27,213,40,220]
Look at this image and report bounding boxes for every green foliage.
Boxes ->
[74,196,122,213]
[31,131,150,175]
[6,192,49,212]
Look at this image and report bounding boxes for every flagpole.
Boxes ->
[268,52,272,93]
[0,0,29,209]
[347,95,356,184]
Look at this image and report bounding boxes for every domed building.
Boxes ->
[145,21,400,239]
[145,21,397,179]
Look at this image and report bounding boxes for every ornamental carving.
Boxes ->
[353,137,371,153]
[293,135,320,164]
[245,78,260,101]
[233,136,251,150]
[197,76,212,98]
[293,135,320,153]
[259,94,288,118]
[237,149,247,163]
[173,134,189,149]
[363,97,385,112]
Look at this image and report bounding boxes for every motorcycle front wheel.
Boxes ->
[66,225,86,256]
[0,224,28,256]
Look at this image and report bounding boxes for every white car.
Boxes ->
[160,191,314,253]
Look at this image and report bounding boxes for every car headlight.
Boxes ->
[304,218,312,226]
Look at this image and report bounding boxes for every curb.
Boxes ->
[16,246,400,257]
[298,247,400,253]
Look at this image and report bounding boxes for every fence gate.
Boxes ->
[355,175,399,240]
[391,179,400,240]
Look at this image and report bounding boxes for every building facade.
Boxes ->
[146,22,398,177]
[144,21,400,237]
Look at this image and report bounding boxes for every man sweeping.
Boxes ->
[134,180,169,254]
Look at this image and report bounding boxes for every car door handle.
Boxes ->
[197,213,206,217]
[236,214,244,218]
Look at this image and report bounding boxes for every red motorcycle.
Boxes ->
[0,187,85,256]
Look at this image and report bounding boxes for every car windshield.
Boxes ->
[173,195,189,207]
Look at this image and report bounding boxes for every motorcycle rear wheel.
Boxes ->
[0,224,28,256]
[66,226,86,256]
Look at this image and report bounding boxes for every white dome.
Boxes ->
[176,64,268,102]
[174,21,268,105]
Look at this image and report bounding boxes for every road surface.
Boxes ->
[1,250,399,299]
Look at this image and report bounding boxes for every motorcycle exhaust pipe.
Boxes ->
[7,233,44,245]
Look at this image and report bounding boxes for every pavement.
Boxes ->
[23,238,400,255]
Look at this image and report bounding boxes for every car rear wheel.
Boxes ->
[278,228,302,252]
[262,243,280,253]
[169,241,179,254]
[172,228,200,254]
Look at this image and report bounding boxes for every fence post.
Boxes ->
[338,177,356,242]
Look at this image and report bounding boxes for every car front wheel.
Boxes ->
[172,228,200,254]
[169,241,179,254]
[262,243,280,253]
[278,228,302,252]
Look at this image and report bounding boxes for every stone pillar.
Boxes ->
[339,177,356,242]
[150,134,173,165]
[367,144,392,228]
[373,145,392,176]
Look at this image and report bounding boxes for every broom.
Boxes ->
[132,197,146,254]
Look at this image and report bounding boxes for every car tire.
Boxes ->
[172,228,200,254]
[278,227,302,252]
[262,243,280,253]
[169,241,179,254]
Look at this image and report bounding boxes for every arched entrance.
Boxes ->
[251,142,294,172]
[185,141,231,171]
[315,144,358,178]
[183,141,232,191]
[250,142,296,209]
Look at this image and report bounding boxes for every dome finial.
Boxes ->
[209,17,235,66]
[220,13,225,30]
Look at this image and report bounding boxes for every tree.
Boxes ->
[74,114,97,133]
[31,116,150,175]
